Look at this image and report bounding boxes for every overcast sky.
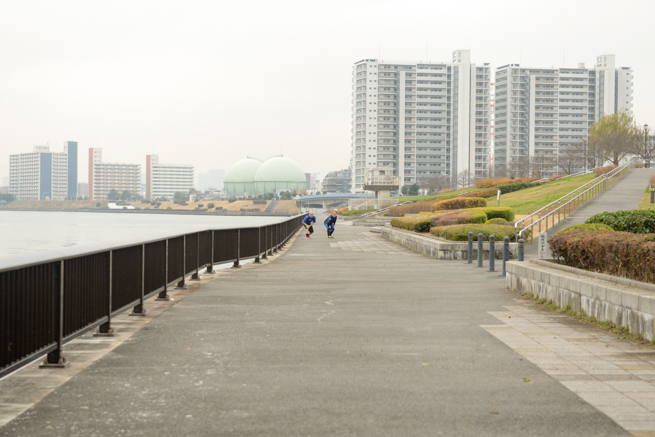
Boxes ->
[1,0,654,185]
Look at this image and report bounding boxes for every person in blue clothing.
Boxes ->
[324,210,338,239]
[303,211,317,239]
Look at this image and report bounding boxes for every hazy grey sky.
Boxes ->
[1,0,654,185]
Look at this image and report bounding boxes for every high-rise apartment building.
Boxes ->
[9,144,75,200]
[145,154,194,200]
[494,54,633,176]
[88,148,141,200]
[351,50,491,192]
[64,141,78,198]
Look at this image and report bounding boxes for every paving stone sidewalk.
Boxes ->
[0,222,635,437]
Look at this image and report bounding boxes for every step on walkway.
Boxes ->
[0,223,636,436]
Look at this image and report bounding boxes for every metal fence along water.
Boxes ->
[0,215,306,378]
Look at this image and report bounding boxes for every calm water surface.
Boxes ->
[0,211,288,257]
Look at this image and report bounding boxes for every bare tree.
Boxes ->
[631,125,655,168]
[419,173,451,194]
[457,170,472,188]
[590,111,641,166]
[558,144,585,175]
[569,138,605,170]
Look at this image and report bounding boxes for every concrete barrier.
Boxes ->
[380,227,518,260]
[506,260,655,341]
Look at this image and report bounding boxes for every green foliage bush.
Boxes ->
[496,182,540,194]
[430,224,524,241]
[430,210,487,227]
[215,206,223,210]
[433,197,487,211]
[550,228,655,283]
[586,210,655,233]
[390,214,438,232]
[228,198,237,203]
[485,218,508,224]
[558,223,614,234]
[476,207,515,222]
[207,203,215,209]
[95,202,101,207]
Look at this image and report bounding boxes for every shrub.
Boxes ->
[477,207,515,222]
[485,218,508,224]
[253,200,267,205]
[198,204,204,208]
[166,207,172,210]
[558,223,614,234]
[439,188,452,194]
[462,189,497,198]
[228,198,237,203]
[391,214,439,232]
[586,210,655,233]
[431,210,487,227]
[215,206,223,210]
[95,202,101,208]
[496,182,540,194]
[430,224,523,242]
[593,165,618,177]
[418,211,433,215]
[550,228,655,283]
[476,177,537,188]
[207,203,215,209]
[433,197,487,211]
[390,199,441,217]
[650,175,655,187]
[342,209,375,216]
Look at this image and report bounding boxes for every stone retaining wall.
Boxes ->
[380,227,518,260]
[506,260,655,341]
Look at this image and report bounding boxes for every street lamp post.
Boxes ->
[645,124,650,169]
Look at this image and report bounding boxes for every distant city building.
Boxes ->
[145,154,194,200]
[351,50,491,192]
[197,168,225,191]
[9,144,76,200]
[88,148,140,200]
[322,169,352,193]
[304,173,317,192]
[2,177,8,187]
[64,141,78,198]
[77,182,88,199]
[494,54,633,176]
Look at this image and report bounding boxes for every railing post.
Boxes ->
[254,227,261,263]
[41,259,69,368]
[518,239,525,261]
[131,244,147,316]
[156,239,171,301]
[468,231,473,264]
[501,236,509,277]
[233,229,241,268]
[176,235,187,288]
[477,233,483,268]
[96,250,114,336]
[488,235,495,272]
[262,227,268,259]
[273,226,279,253]
[207,231,215,273]
[191,233,200,281]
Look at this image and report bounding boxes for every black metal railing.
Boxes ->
[0,214,306,378]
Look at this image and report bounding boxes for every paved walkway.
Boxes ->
[0,223,634,436]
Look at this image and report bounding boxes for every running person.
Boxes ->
[303,211,316,239]
[324,210,338,238]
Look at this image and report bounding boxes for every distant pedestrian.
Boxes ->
[324,210,338,239]
[303,211,316,239]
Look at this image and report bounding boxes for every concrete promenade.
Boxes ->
[0,223,632,436]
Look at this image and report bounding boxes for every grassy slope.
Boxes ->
[490,174,596,215]
[0,200,110,210]
[393,187,480,203]
[637,187,655,210]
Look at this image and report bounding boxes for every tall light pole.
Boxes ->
[645,124,650,169]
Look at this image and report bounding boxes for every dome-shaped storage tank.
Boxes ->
[254,156,306,194]
[223,158,262,197]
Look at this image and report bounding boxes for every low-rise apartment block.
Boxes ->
[88,148,141,200]
[145,154,194,200]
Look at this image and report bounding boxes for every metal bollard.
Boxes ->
[501,236,509,276]
[477,233,483,268]
[468,232,473,264]
[488,235,495,272]
[518,238,525,261]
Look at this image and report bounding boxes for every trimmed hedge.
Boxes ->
[390,199,441,217]
[485,218,507,224]
[342,209,375,216]
[558,223,614,234]
[390,214,440,232]
[433,197,487,211]
[471,207,515,222]
[496,182,540,194]
[462,189,497,198]
[431,210,487,227]
[430,224,522,241]
[592,165,618,177]
[550,228,655,283]
[586,210,655,234]
[476,177,538,188]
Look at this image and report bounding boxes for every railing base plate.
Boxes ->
[93,328,115,337]
[39,358,70,369]
[129,311,148,317]
[155,297,174,302]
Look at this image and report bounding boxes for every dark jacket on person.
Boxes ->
[324,215,338,227]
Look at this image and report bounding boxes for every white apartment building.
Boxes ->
[494,54,633,176]
[351,50,491,192]
[9,145,70,200]
[145,154,194,200]
[89,148,141,200]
